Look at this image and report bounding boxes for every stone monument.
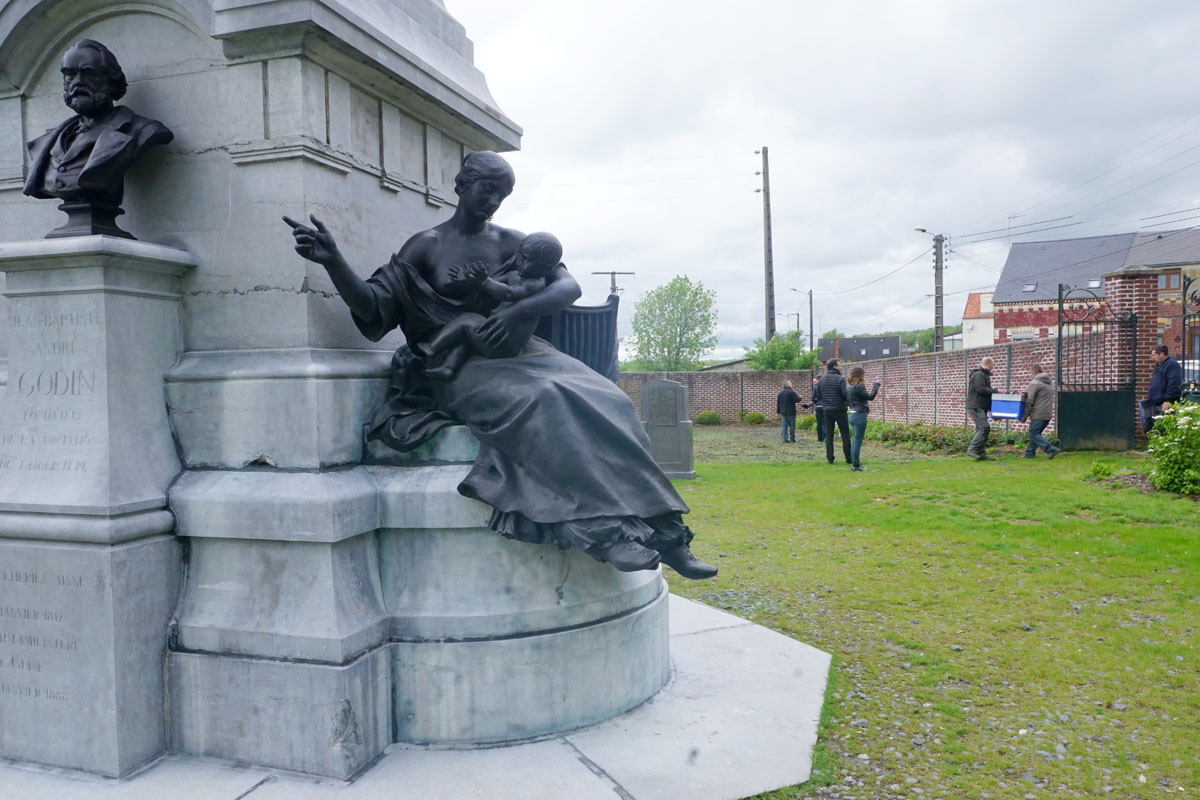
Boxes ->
[641,379,696,479]
[0,0,701,782]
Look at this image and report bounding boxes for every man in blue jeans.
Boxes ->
[776,380,801,442]
[1021,364,1059,459]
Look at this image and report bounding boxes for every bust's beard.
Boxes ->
[64,89,113,119]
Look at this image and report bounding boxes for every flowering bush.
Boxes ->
[1147,401,1200,495]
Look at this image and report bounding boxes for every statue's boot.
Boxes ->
[604,540,661,572]
[658,544,718,580]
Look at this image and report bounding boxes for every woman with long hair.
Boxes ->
[845,366,880,472]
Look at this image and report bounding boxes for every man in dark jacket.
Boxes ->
[776,380,801,442]
[1021,364,1059,459]
[817,359,852,464]
[966,356,995,460]
[1142,345,1183,433]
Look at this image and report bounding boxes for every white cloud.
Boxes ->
[445,0,1200,349]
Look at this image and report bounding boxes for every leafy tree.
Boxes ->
[744,329,821,371]
[629,276,719,371]
[822,328,846,339]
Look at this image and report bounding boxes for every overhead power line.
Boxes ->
[813,247,932,297]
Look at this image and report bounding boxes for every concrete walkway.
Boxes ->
[4,596,830,800]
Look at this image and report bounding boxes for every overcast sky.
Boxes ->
[444,0,1200,360]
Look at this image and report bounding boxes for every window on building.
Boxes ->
[883,348,891,355]
[1087,279,1102,289]
[1169,273,1181,289]
[860,348,867,356]
[1022,283,1037,292]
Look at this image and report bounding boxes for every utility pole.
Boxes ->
[916,227,947,353]
[756,146,775,341]
[933,233,945,352]
[808,289,815,352]
[591,271,635,295]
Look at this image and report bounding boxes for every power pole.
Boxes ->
[933,233,945,352]
[756,146,776,341]
[808,289,815,352]
[591,271,635,295]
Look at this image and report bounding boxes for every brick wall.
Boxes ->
[621,338,1060,432]
[620,267,1176,441]
[624,266,1185,441]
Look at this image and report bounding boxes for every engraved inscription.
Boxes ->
[0,567,85,705]
[9,311,104,329]
[16,370,95,397]
[0,303,105,477]
[647,389,680,426]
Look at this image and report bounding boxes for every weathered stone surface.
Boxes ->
[164,349,391,469]
[0,238,194,527]
[168,646,392,781]
[172,533,389,663]
[171,469,380,543]
[0,535,179,777]
[393,587,670,745]
[379,527,662,641]
[0,596,830,798]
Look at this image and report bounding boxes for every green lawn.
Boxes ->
[668,426,1199,800]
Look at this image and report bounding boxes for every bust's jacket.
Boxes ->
[23,105,173,202]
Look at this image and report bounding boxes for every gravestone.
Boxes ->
[641,379,695,479]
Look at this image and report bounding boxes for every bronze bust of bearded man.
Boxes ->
[23,39,173,239]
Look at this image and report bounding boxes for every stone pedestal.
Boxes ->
[165,430,671,779]
[0,236,194,777]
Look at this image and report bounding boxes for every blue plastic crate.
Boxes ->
[991,393,1024,420]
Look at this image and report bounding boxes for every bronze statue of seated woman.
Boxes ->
[284,151,715,579]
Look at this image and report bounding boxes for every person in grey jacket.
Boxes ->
[816,359,852,464]
[966,356,995,460]
[1021,364,1059,458]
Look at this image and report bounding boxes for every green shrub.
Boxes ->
[1147,401,1200,495]
[1087,460,1116,480]
[695,410,721,426]
[744,411,766,425]
[863,419,974,453]
[798,414,817,431]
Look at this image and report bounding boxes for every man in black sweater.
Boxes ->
[816,359,852,464]
[776,380,801,442]
[966,356,995,460]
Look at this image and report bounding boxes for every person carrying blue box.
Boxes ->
[1019,364,1059,459]
[966,356,995,460]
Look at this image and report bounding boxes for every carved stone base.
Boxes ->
[46,201,134,240]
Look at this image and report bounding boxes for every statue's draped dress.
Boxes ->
[353,255,693,555]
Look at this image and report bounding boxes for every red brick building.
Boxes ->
[991,229,1200,355]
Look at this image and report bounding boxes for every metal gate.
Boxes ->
[1184,274,1200,402]
[1056,283,1137,450]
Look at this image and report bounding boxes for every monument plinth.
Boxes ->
[0,235,194,776]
